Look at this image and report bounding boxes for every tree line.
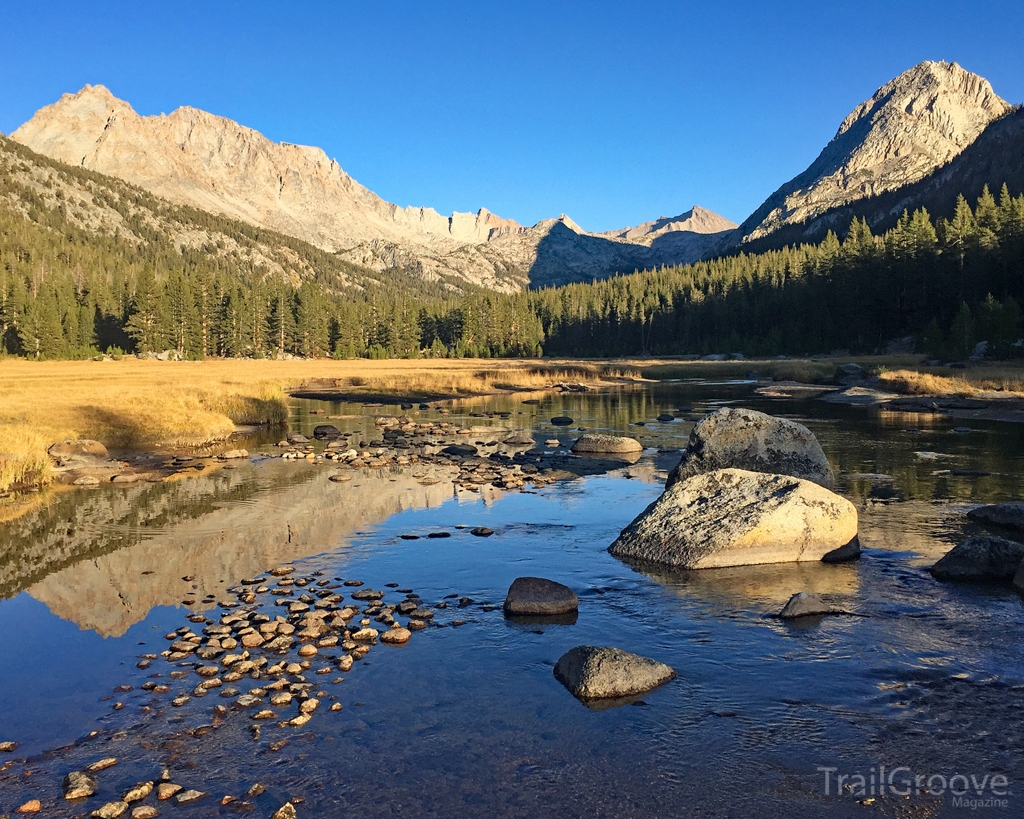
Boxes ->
[2,133,1023,361]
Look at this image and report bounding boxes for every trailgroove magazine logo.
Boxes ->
[818,765,1012,809]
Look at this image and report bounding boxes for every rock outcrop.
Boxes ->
[554,646,676,701]
[570,433,643,455]
[728,61,1011,249]
[11,85,733,290]
[666,407,835,489]
[930,535,1024,581]
[609,468,859,570]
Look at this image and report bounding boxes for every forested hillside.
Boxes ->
[2,133,1024,361]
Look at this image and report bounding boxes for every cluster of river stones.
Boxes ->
[277,413,646,493]
[0,562,496,818]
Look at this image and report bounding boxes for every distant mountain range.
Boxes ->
[9,85,735,291]
[6,60,1022,290]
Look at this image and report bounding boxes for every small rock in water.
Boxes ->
[380,626,412,645]
[16,800,42,814]
[156,783,182,800]
[63,770,99,800]
[0,740,19,752]
[778,592,841,619]
[90,802,128,819]
[271,803,297,819]
[123,782,154,803]
[175,790,208,806]
[427,531,451,539]
[85,757,118,773]
[554,645,676,701]
[503,577,579,615]
[131,807,159,819]
[550,416,574,426]
[931,536,1024,581]
[470,527,494,537]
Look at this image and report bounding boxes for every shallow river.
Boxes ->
[2,381,1024,817]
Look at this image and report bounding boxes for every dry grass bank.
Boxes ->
[0,358,639,492]
[878,367,1024,397]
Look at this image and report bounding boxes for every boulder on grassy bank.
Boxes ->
[609,468,859,570]
[930,536,1024,581]
[570,433,643,455]
[666,407,834,490]
[554,646,675,701]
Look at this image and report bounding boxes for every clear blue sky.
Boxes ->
[1,1,1022,232]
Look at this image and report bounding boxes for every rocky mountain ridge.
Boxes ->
[11,85,734,291]
[727,61,1011,249]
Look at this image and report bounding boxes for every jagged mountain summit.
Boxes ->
[11,85,732,291]
[730,60,1011,248]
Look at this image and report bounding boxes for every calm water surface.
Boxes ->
[2,382,1023,817]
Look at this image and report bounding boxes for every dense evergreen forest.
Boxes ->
[2,132,1023,360]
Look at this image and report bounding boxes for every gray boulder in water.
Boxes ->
[609,468,859,570]
[503,577,578,615]
[967,502,1024,532]
[930,536,1024,581]
[554,646,675,701]
[666,407,835,490]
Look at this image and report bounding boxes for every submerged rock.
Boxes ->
[967,502,1024,532]
[609,468,859,569]
[503,577,579,615]
[666,407,835,490]
[930,536,1024,581]
[570,433,643,455]
[778,592,844,619]
[550,416,575,426]
[554,646,675,700]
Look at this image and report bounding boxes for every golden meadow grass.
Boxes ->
[0,358,641,491]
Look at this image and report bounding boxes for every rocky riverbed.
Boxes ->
[4,383,1024,817]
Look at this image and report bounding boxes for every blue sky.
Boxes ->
[1,1,1022,231]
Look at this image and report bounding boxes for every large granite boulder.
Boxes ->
[930,536,1024,581]
[609,468,859,570]
[570,433,643,455]
[503,577,578,615]
[666,407,834,490]
[967,502,1024,532]
[554,646,675,700]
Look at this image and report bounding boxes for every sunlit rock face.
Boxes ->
[732,61,1010,245]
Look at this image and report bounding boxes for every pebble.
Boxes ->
[123,782,154,803]
[297,644,318,657]
[63,770,99,800]
[90,802,128,819]
[156,783,182,801]
[175,790,207,806]
[271,803,297,819]
[86,757,118,773]
[16,800,41,814]
[380,627,412,645]
[131,808,159,819]
[330,702,343,712]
